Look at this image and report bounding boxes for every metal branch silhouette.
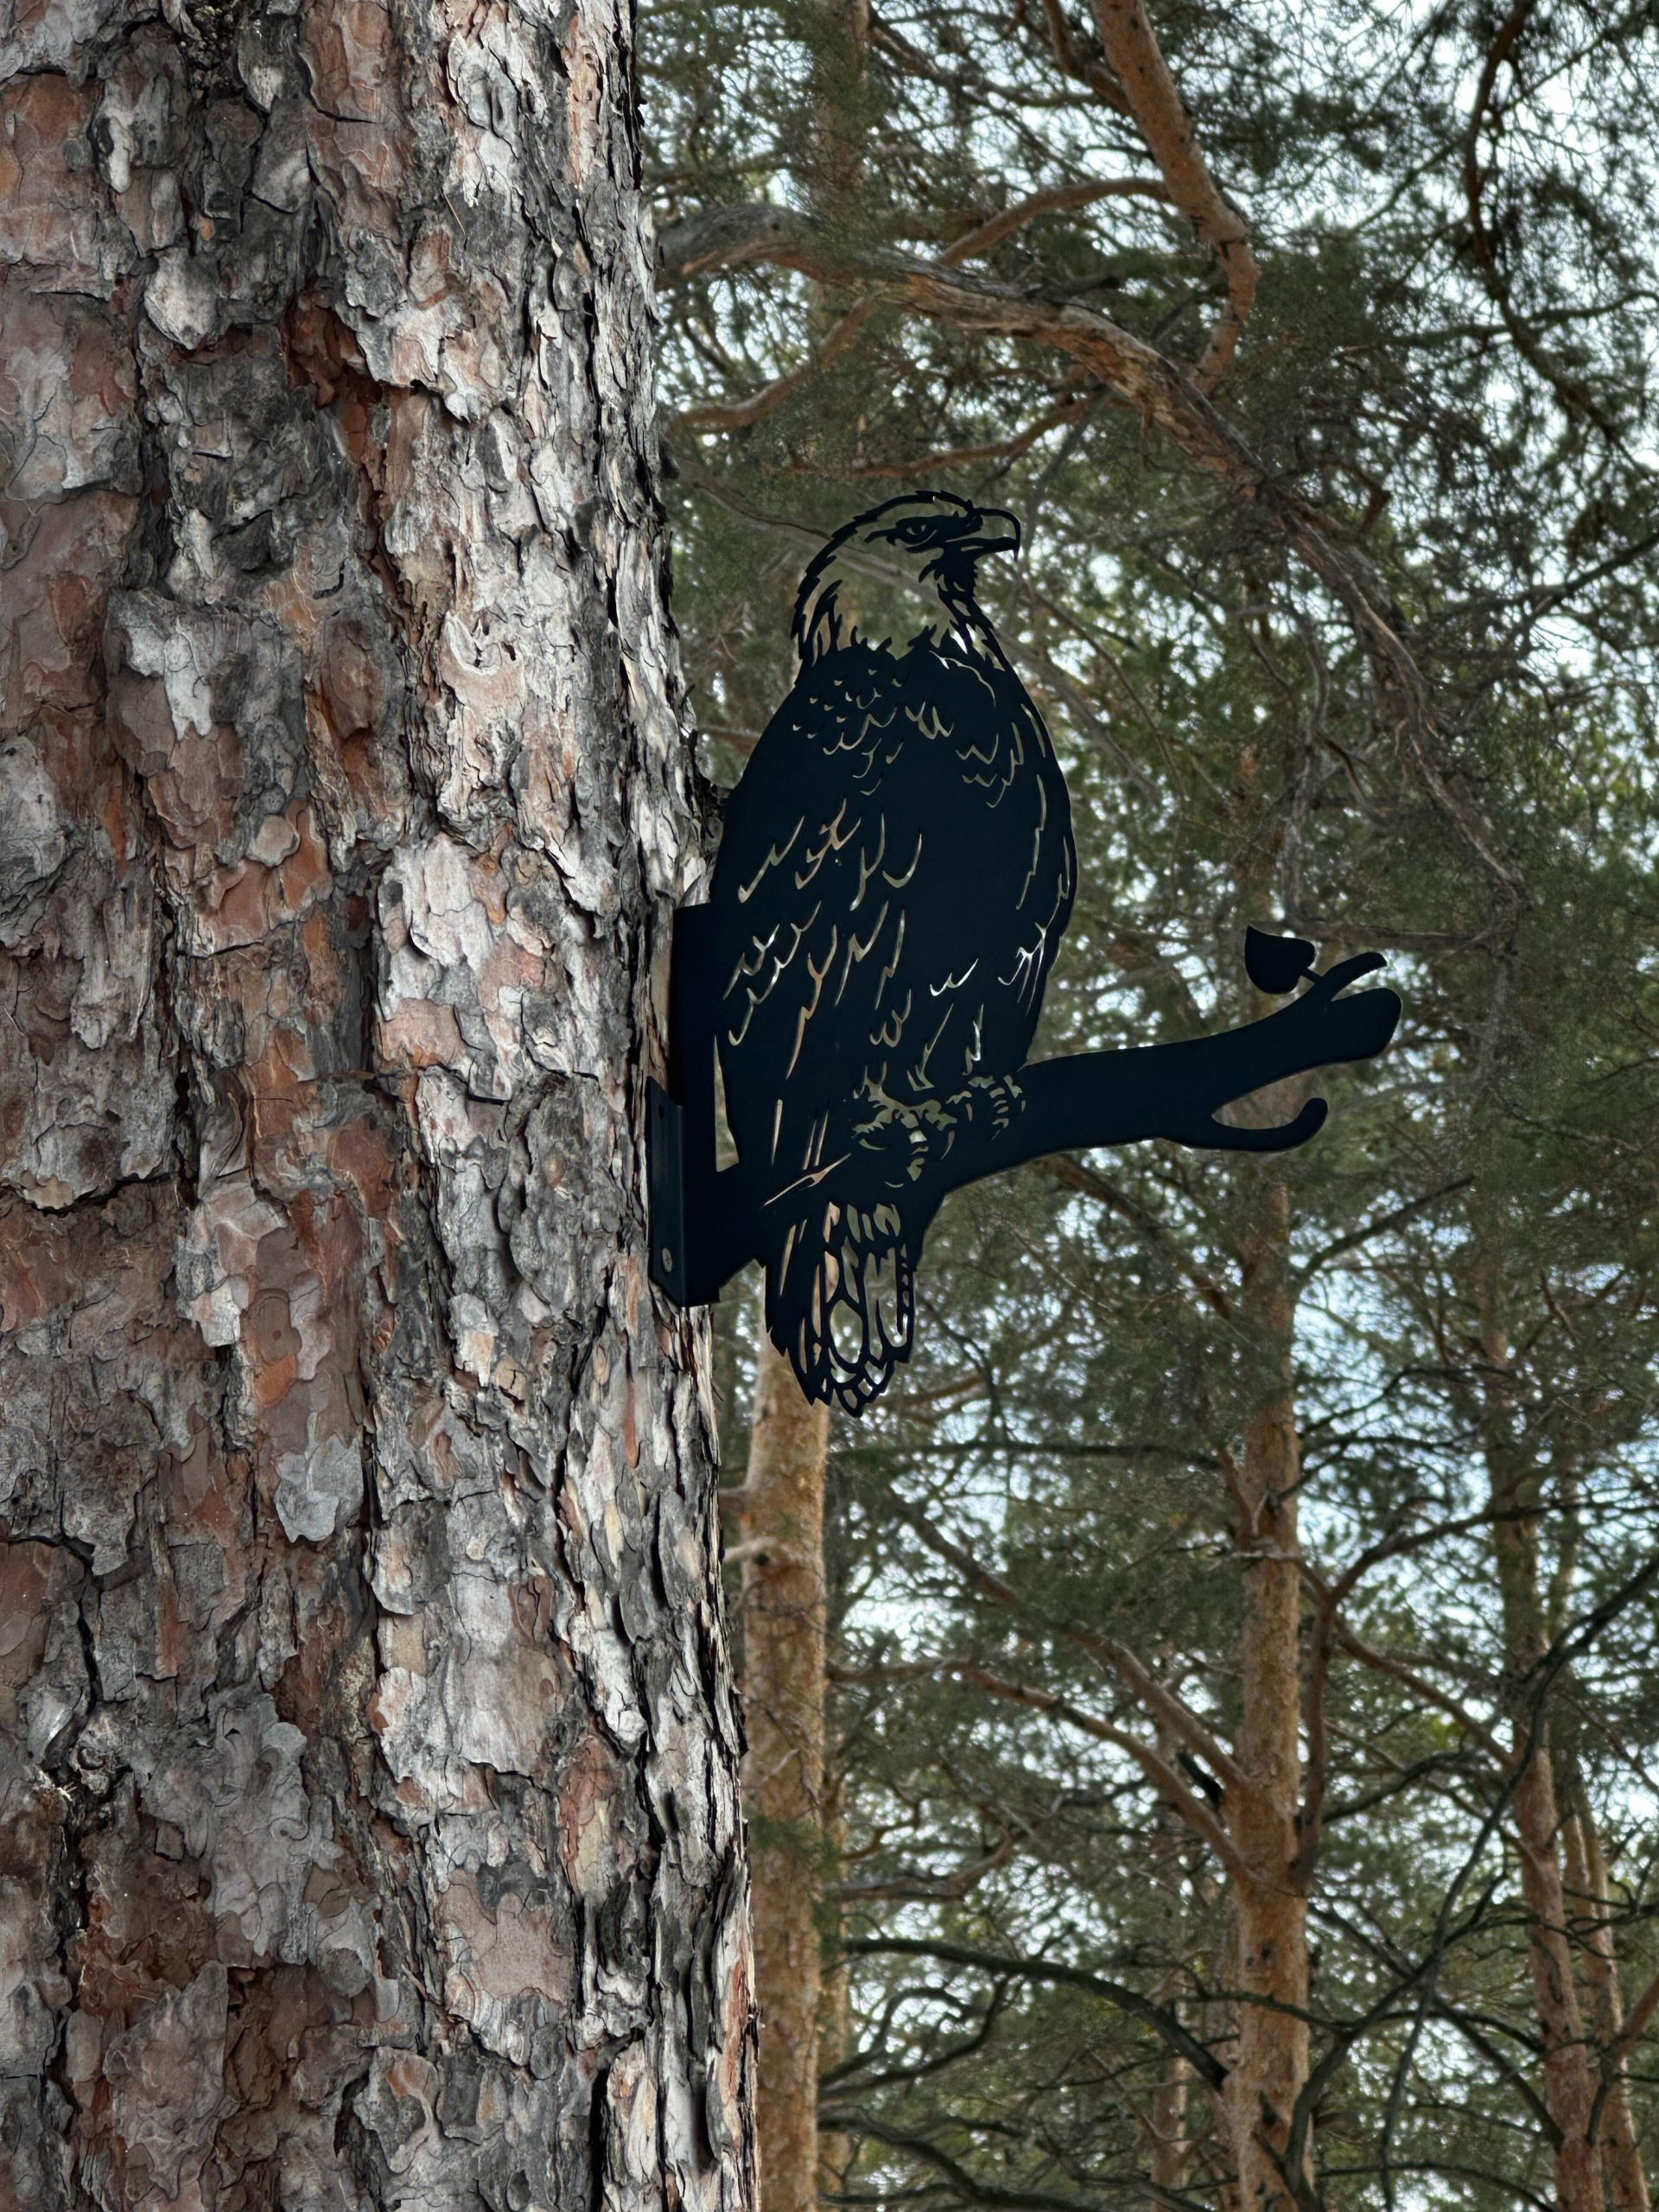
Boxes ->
[650,495,1402,1414]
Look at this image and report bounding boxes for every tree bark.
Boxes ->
[1144,1727,1197,2193]
[737,1338,832,2212]
[1149,2046,1195,2194]
[808,0,869,226]
[1563,1792,1650,2212]
[1224,1169,1311,2212]
[1478,1270,1605,2212]
[0,4,756,2207]
[1085,0,1257,388]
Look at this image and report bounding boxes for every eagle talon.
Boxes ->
[938,1071,1027,1140]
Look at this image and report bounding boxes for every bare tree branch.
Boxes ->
[951,1662,1251,1881]
[1460,0,1618,435]
[771,393,1100,480]
[836,1935,1228,2088]
[893,1501,1244,1788]
[1039,0,1131,111]
[833,1834,1018,1903]
[1611,1964,1659,2066]
[1331,1624,1508,1763]
[1038,1153,1236,1319]
[1296,1510,1528,1883]
[1294,1179,1474,1288]
[1084,0,1258,390]
[672,299,880,432]
[822,2107,1216,2212]
[939,179,1172,267]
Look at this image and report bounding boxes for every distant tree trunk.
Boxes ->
[1149,2050,1194,2193]
[810,0,870,221]
[0,3,756,2206]
[1146,1726,1195,2191]
[1224,1166,1311,2212]
[1550,1471,1649,2212]
[1563,1791,1650,2212]
[815,1872,852,2207]
[737,1336,833,2212]
[1478,1263,1605,2212]
[731,11,864,2187]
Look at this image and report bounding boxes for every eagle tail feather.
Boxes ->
[769,1198,914,1415]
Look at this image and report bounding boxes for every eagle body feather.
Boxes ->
[709,623,1075,1411]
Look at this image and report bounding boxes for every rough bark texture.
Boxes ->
[1224,1170,1309,2212]
[1479,1277,1605,2212]
[1508,1742,1603,2212]
[0,0,758,2204]
[736,1340,830,2212]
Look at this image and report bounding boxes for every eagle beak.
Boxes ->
[963,509,1021,557]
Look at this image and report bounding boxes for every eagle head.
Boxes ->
[792,492,1021,664]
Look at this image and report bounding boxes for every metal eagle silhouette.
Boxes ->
[649,493,1402,1414]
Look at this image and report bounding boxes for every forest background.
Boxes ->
[639,3,1659,2211]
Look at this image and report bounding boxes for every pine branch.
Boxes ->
[938,179,1172,267]
[950,1662,1250,1882]
[836,1934,1227,2088]
[892,1500,1244,1789]
[671,300,880,433]
[1084,0,1258,389]
[1037,1154,1236,1319]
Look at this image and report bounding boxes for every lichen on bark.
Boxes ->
[0,0,755,2203]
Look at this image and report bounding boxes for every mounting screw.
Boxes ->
[661,1248,674,1272]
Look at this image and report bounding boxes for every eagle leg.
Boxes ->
[771,1198,915,1415]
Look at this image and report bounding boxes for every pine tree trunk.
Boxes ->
[1149,2047,1194,2190]
[0,5,757,2206]
[1146,1728,1195,2191]
[1564,1795,1650,2212]
[738,1337,831,2212]
[1224,1169,1310,2212]
[815,1913,852,2207]
[1479,1274,1605,2212]
[729,16,863,2189]
[1551,1481,1647,2212]
[1509,1751,1604,2212]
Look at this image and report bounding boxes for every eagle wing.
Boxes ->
[709,637,1074,1207]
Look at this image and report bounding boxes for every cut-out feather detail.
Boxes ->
[705,493,1074,1410]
